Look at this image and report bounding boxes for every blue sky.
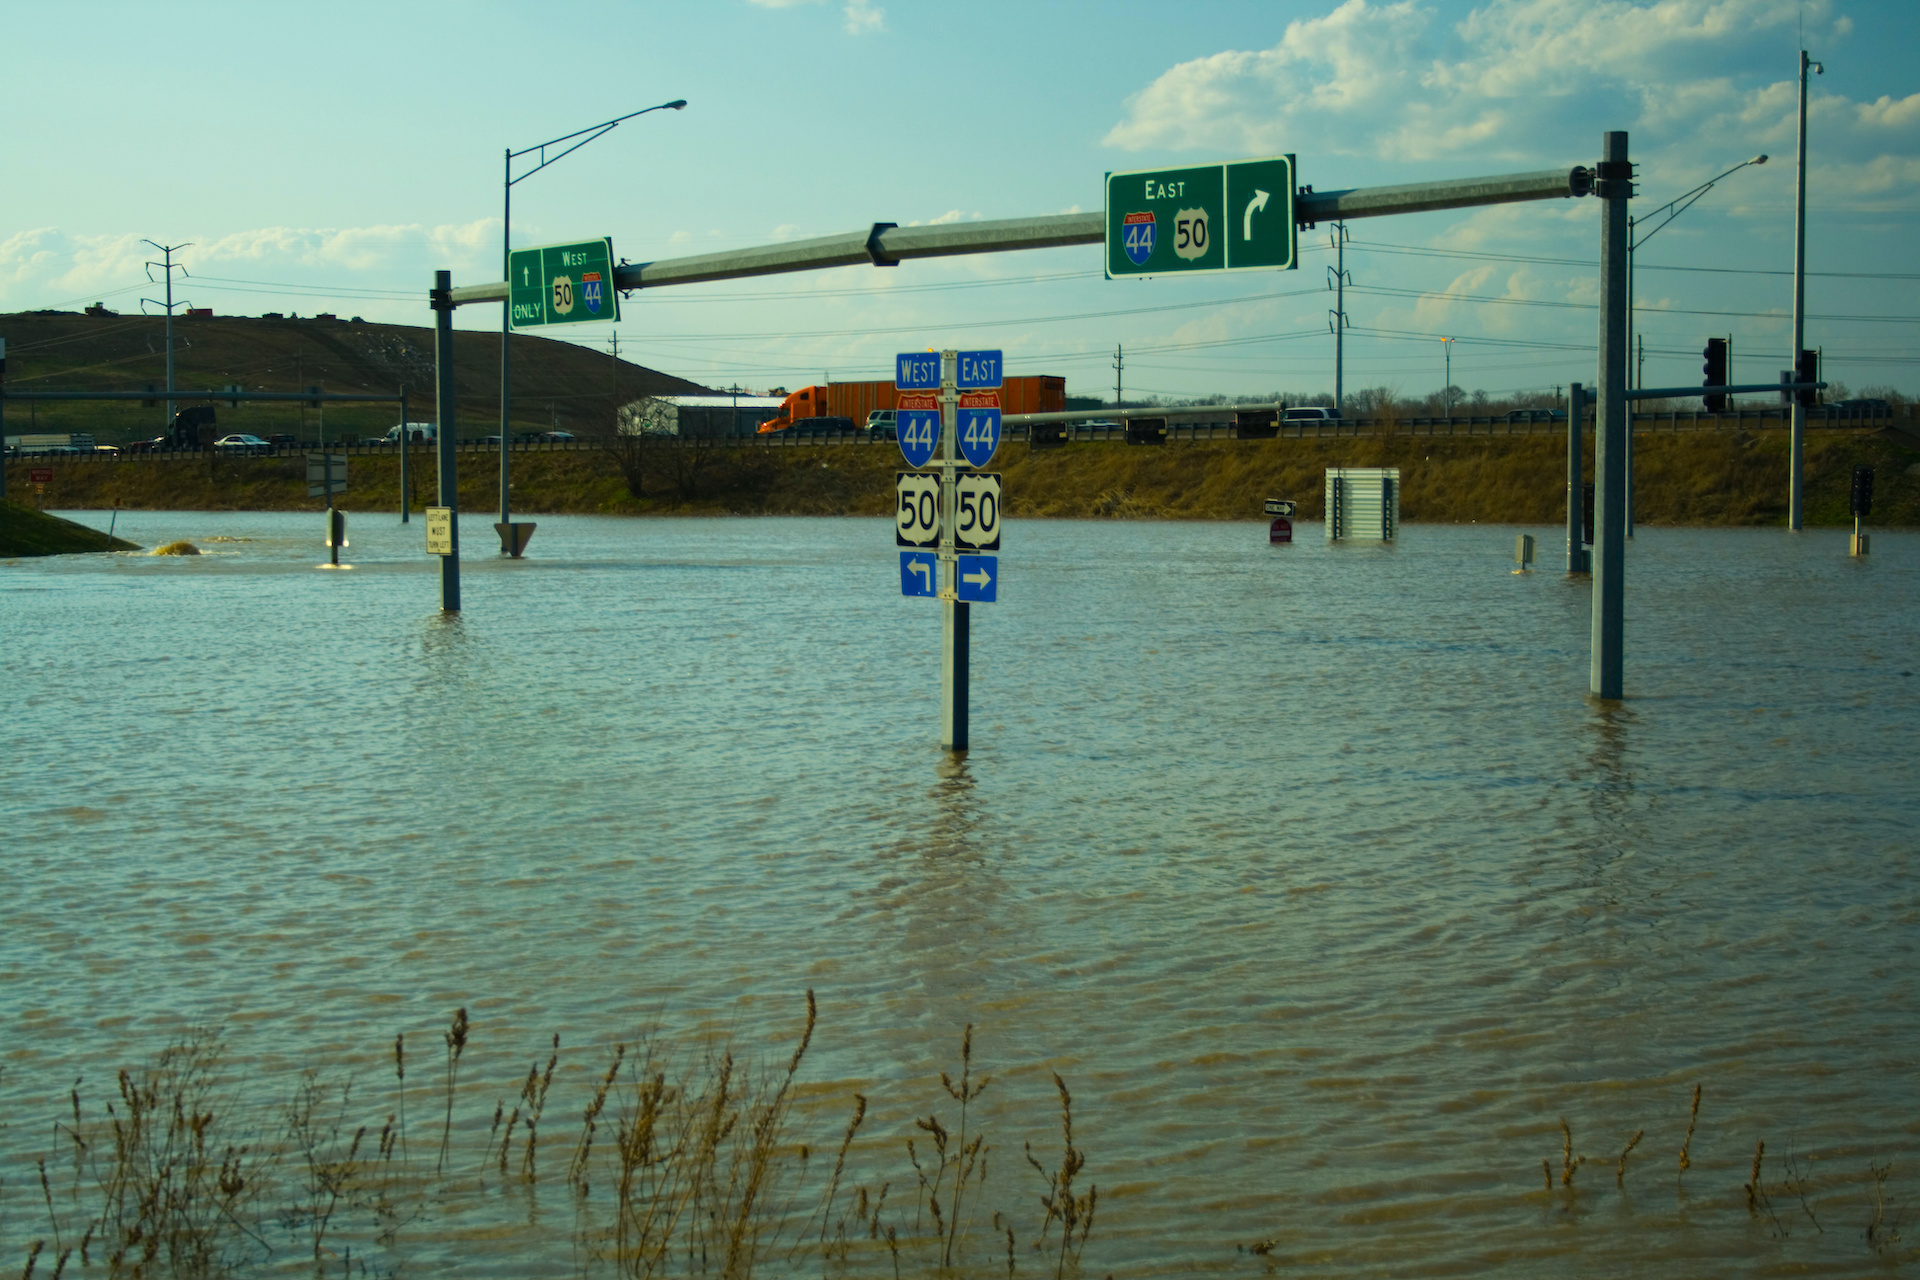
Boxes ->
[3,0,1915,402]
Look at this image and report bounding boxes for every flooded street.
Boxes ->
[3,511,1916,1277]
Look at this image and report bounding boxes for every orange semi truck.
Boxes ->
[757,376,1066,433]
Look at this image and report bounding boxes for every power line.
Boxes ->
[1348,237,1920,280]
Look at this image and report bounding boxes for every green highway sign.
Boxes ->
[509,237,620,329]
[1105,155,1297,278]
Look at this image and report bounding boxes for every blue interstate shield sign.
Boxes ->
[957,408,1000,468]
[582,272,604,314]
[1122,212,1155,266]
[897,410,941,469]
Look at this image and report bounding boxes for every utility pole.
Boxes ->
[141,240,192,429]
[610,330,619,434]
[1592,131,1633,700]
[1441,337,1453,416]
[1113,344,1123,410]
[1789,49,1822,531]
[1328,222,1350,415]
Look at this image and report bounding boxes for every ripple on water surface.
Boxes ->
[3,512,1917,1277]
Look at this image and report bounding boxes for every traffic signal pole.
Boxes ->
[1789,50,1820,531]
[1567,382,1585,574]
[1592,132,1631,701]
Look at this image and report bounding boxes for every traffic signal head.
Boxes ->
[1702,338,1728,412]
[1851,464,1874,519]
[1795,349,1819,408]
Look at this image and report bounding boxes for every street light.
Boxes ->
[1627,154,1767,391]
[1441,336,1454,416]
[495,98,686,552]
[1624,153,1766,534]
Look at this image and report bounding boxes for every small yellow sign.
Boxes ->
[425,506,453,556]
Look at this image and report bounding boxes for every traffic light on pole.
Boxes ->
[1851,464,1874,519]
[1795,349,1819,408]
[1702,338,1728,412]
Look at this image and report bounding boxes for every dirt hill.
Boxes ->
[10,427,1914,527]
[0,310,710,444]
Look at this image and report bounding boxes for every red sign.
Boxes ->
[959,391,1000,410]
[897,392,937,411]
[29,468,54,484]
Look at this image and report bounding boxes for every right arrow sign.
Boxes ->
[955,554,998,604]
[1225,156,1296,270]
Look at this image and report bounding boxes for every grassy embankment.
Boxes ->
[0,499,139,556]
[9,427,1918,526]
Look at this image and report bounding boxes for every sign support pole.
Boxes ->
[398,387,410,523]
[938,349,968,751]
[432,270,461,612]
[1591,133,1629,700]
[500,147,514,541]
[1567,382,1584,574]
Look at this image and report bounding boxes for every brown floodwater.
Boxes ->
[2,511,1915,1277]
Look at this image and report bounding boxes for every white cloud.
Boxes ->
[0,221,500,314]
[1103,0,1857,164]
[843,0,884,34]
[742,0,883,34]
[1857,93,1920,131]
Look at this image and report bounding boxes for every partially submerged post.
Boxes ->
[1566,382,1588,573]
[398,387,410,524]
[1591,132,1632,700]
[431,271,461,611]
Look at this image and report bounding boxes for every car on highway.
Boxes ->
[533,430,575,443]
[1282,406,1336,422]
[866,410,897,440]
[214,434,272,454]
[1503,409,1567,422]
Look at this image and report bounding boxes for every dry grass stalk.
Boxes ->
[717,989,817,1278]
[1025,1072,1096,1280]
[1866,1159,1904,1256]
[813,1092,867,1248]
[1617,1130,1644,1189]
[392,1032,410,1169]
[568,1043,628,1197]
[89,1036,267,1276]
[521,1034,561,1180]
[1558,1117,1584,1187]
[938,1024,992,1267]
[438,1007,469,1174]
[1679,1084,1701,1176]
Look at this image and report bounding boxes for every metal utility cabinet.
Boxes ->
[1325,468,1399,541]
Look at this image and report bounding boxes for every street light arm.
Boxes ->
[507,99,687,183]
[1630,156,1767,250]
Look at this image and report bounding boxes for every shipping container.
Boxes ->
[759,376,1066,432]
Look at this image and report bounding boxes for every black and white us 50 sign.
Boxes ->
[896,472,940,547]
[954,472,1001,551]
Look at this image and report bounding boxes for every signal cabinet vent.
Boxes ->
[1325,467,1399,542]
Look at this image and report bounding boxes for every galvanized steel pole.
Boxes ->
[432,271,461,612]
[1591,133,1631,700]
[500,147,513,532]
[1789,50,1817,531]
[938,349,968,751]
[399,387,410,524]
[1567,382,1585,574]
